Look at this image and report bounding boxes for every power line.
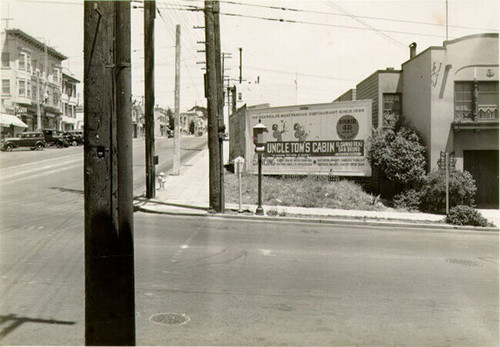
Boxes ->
[168,5,453,39]
[210,0,498,32]
[326,1,406,50]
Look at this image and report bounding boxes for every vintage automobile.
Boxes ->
[1,132,47,151]
[65,130,84,146]
[42,129,71,148]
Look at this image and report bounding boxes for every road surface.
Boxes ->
[0,137,498,346]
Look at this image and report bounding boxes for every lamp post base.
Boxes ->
[255,206,264,215]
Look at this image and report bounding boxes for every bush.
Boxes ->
[446,205,492,227]
[367,115,427,188]
[393,189,422,211]
[420,170,477,214]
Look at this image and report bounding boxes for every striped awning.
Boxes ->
[0,113,28,128]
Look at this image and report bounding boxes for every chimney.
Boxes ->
[409,42,417,59]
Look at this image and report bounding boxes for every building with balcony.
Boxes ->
[335,33,498,207]
[59,67,80,131]
[1,28,68,134]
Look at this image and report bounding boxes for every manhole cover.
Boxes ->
[150,313,190,326]
[447,259,482,267]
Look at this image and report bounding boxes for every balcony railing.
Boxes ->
[455,104,499,122]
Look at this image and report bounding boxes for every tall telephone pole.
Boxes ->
[213,0,225,213]
[205,0,221,212]
[239,47,242,83]
[173,25,181,175]
[83,1,135,345]
[144,0,156,197]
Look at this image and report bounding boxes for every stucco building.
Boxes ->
[1,28,70,133]
[336,33,499,207]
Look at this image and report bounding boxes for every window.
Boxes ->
[455,81,473,120]
[18,53,25,70]
[32,82,37,100]
[53,89,60,107]
[1,53,9,68]
[53,68,60,84]
[2,79,10,94]
[382,93,402,126]
[478,81,499,117]
[26,55,31,73]
[455,81,499,120]
[27,80,31,97]
[18,79,26,96]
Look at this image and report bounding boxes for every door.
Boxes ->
[463,150,499,208]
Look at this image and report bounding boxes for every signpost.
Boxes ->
[234,156,245,213]
[438,151,456,214]
[253,121,268,215]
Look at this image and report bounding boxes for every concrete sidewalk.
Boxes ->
[134,148,499,229]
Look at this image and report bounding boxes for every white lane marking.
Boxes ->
[0,161,83,185]
[180,245,189,249]
[0,157,82,181]
[0,152,81,172]
[258,249,275,256]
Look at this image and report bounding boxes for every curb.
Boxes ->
[134,202,499,233]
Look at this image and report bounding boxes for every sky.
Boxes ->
[1,0,498,111]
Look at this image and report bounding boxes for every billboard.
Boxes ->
[246,100,372,176]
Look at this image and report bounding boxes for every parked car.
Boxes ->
[1,132,47,151]
[66,130,84,146]
[42,129,70,148]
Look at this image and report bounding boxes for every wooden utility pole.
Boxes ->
[173,24,181,175]
[204,0,221,212]
[231,86,237,114]
[144,0,156,197]
[83,1,135,345]
[213,0,225,213]
[239,47,242,83]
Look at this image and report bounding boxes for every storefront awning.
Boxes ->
[60,116,76,124]
[0,113,28,128]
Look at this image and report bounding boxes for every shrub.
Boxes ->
[420,170,477,214]
[446,205,492,227]
[367,115,427,188]
[393,189,422,211]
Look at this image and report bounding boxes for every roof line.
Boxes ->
[6,28,68,61]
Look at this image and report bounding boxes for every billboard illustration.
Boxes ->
[245,101,372,176]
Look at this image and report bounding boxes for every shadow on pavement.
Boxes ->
[49,187,84,195]
[134,196,208,211]
[0,314,75,339]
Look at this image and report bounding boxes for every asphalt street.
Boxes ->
[0,137,498,346]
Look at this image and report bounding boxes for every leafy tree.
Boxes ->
[166,108,174,131]
[189,105,208,119]
[420,170,477,214]
[367,115,427,187]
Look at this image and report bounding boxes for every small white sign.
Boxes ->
[234,156,245,173]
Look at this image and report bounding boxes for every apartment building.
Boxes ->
[1,28,75,134]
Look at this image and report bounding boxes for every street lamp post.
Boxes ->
[253,120,268,216]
